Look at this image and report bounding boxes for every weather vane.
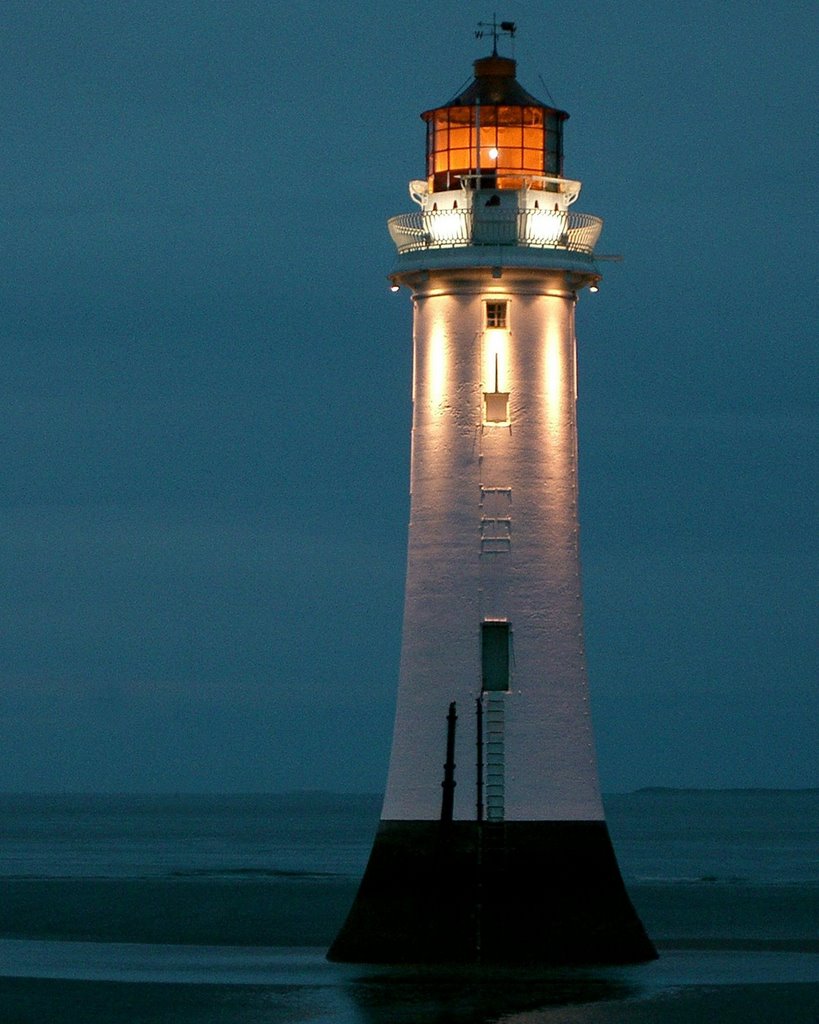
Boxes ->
[475,15,516,56]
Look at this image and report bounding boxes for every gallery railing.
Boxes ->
[388,208,603,255]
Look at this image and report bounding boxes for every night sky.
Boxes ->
[1,1,816,793]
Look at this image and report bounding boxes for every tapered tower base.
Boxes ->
[328,820,657,965]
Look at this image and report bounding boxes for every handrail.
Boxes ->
[388,208,603,255]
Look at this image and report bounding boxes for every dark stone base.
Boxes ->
[328,820,657,965]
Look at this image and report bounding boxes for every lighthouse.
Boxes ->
[329,36,656,965]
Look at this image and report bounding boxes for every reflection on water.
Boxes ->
[0,973,636,1024]
[2,950,817,1024]
[0,942,640,1024]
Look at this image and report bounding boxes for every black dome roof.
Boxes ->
[422,55,568,120]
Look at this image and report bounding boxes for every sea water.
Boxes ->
[0,790,816,1023]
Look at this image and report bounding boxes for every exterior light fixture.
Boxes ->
[390,282,400,292]
[589,283,599,293]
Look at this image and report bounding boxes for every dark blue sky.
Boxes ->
[0,1,816,792]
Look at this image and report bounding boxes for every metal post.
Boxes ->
[440,702,457,822]
[476,696,484,822]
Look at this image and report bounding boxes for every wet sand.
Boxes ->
[0,943,816,1024]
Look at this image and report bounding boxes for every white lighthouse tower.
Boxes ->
[330,36,655,965]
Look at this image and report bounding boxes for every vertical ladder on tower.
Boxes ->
[483,693,505,821]
[478,692,507,958]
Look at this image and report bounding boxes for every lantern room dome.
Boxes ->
[438,55,551,108]
[421,55,569,194]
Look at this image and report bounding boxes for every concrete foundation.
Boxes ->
[328,820,657,964]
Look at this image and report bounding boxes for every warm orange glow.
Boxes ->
[544,323,565,440]
[523,126,541,150]
[525,209,567,244]
[425,104,549,192]
[483,327,509,394]
[449,127,470,149]
[484,390,509,424]
[425,209,466,244]
[427,321,447,415]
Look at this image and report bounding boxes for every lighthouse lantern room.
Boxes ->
[423,53,567,192]
[329,35,656,966]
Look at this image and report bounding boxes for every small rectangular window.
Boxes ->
[483,390,509,424]
[486,301,507,328]
[482,621,510,692]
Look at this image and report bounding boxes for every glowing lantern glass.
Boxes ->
[422,56,568,193]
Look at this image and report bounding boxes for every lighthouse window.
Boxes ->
[486,301,507,328]
[484,390,510,424]
[482,621,510,692]
[544,112,564,176]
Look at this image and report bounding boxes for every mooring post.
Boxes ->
[475,696,484,822]
[440,701,457,822]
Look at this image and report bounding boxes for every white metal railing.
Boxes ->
[388,208,603,255]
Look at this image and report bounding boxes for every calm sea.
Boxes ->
[0,790,816,1023]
